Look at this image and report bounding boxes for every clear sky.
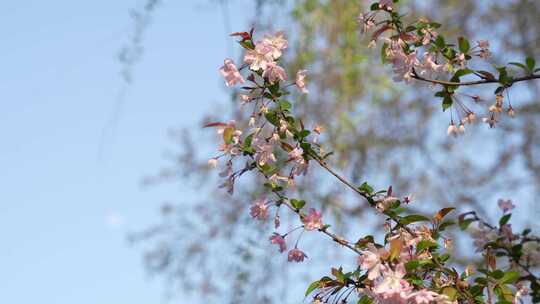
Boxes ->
[0,1,249,303]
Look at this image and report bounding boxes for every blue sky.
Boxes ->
[0,1,249,303]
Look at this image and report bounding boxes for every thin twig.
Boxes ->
[412,73,540,87]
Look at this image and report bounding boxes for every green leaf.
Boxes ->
[355,235,375,249]
[416,240,438,252]
[405,260,420,271]
[442,95,453,111]
[264,112,278,125]
[492,270,505,279]
[459,218,475,230]
[435,35,446,49]
[438,220,456,231]
[452,69,473,80]
[305,280,320,296]
[357,295,373,304]
[243,133,254,148]
[526,57,536,71]
[223,127,233,144]
[400,214,431,225]
[358,182,374,195]
[290,199,306,210]
[500,271,519,284]
[297,129,310,139]
[509,62,527,70]
[495,284,514,302]
[499,214,512,226]
[458,37,470,53]
[268,82,280,95]
[279,100,292,111]
[381,42,389,64]
[441,287,458,300]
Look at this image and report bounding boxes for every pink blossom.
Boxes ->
[418,52,442,77]
[358,245,384,280]
[498,199,515,213]
[287,248,307,262]
[456,52,466,68]
[262,61,288,83]
[261,31,288,59]
[288,147,309,177]
[219,59,245,86]
[514,284,530,304]
[447,122,458,136]
[295,70,309,94]
[372,264,413,303]
[288,147,303,160]
[244,43,274,71]
[302,208,323,231]
[477,40,491,59]
[477,40,490,49]
[253,138,276,166]
[408,290,441,304]
[420,27,438,45]
[379,0,393,9]
[250,198,269,220]
[385,39,419,82]
[269,233,287,253]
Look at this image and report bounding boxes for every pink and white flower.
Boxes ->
[262,61,288,83]
[269,233,287,253]
[261,31,288,59]
[253,138,276,166]
[358,244,385,280]
[498,199,515,213]
[385,39,419,82]
[219,59,245,86]
[379,0,394,10]
[302,208,323,231]
[372,264,413,303]
[244,43,274,71]
[408,289,442,304]
[250,198,269,220]
[287,248,307,262]
[296,70,309,94]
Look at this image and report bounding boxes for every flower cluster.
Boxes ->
[358,0,540,136]
[208,6,540,301]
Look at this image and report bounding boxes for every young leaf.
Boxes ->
[499,271,519,284]
[305,280,320,297]
[400,214,430,225]
[223,127,234,144]
[458,37,470,54]
[416,240,438,252]
[434,207,455,222]
[357,295,373,304]
[358,182,374,195]
[526,57,536,72]
[291,199,306,210]
[442,95,453,111]
[499,214,511,226]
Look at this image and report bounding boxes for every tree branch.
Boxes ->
[412,72,540,87]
